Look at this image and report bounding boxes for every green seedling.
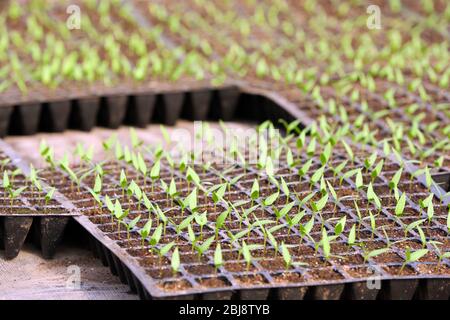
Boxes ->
[400,248,428,273]
[395,193,406,216]
[139,219,152,247]
[44,187,56,206]
[124,215,141,241]
[171,247,180,275]
[195,235,215,260]
[214,243,223,272]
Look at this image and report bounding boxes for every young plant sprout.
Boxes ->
[194,211,208,240]
[299,215,315,243]
[156,242,175,266]
[171,247,180,276]
[404,219,425,238]
[124,215,141,241]
[215,209,229,240]
[44,187,56,207]
[186,167,201,191]
[139,219,152,247]
[213,243,224,273]
[113,200,129,236]
[3,171,26,209]
[194,235,215,261]
[273,201,295,223]
[298,158,313,182]
[119,169,127,196]
[361,246,391,264]
[263,191,279,207]
[395,192,406,217]
[400,248,429,273]
[250,179,259,206]
[366,183,381,211]
[311,193,329,214]
[179,187,198,214]
[150,160,160,192]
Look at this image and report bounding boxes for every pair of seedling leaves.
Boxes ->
[2,167,56,205]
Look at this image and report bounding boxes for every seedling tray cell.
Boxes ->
[98,96,129,129]
[10,103,42,135]
[40,101,71,132]
[125,94,157,128]
[155,93,185,126]
[182,90,212,121]
[0,107,13,138]
[70,98,101,131]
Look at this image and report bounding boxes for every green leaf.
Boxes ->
[275,201,296,220]
[368,210,376,231]
[395,193,406,216]
[264,192,279,206]
[405,219,425,235]
[310,166,325,184]
[341,140,354,161]
[371,160,384,180]
[215,209,230,230]
[280,242,292,267]
[182,188,198,211]
[150,160,161,180]
[160,125,171,144]
[104,195,114,213]
[251,179,260,200]
[160,242,175,256]
[138,154,148,176]
[389,168,403,190]
[280,177,290,198]
[299,216,315,237]
[427,203,434,222]
[367,183,381,209]
[171,247,180,273]
[364,152,377,170]
[196,236,215,255]
[128,215,141,230]
[447,208,450,232]
[322,228,330,259]
[334,216,346,236]
[150,224,163,246]
[241,241,252,265]
[406,248,428,263]
[212,183,226,203]
[299,159,313,177]
[194,211,208,227]
[311,193,328,212]
[366,248,390,260]
[3,170,10,189]
[355,169,363,189]
[326,180,338,201]
[348,224,356,246]
[45,187,56,202]
[306,138,316,156]
[177,215,194,233]
[214,243,223,268]
[140,219,152,239]
[186,167,200,186]
[169,178,177,197]
[119,170,127,189]
[320,143,332,165]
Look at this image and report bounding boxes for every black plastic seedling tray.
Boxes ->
[0,81,311,137]
[0,83,241,136]
[0,141,79,259]
[37,140,450,300]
